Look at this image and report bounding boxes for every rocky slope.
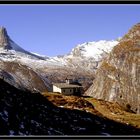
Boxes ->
[0,61,50,93]
[0,78,140,135]
[86,23,140,114]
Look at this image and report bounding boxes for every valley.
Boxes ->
[0,23,139,136]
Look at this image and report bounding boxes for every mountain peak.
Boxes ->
[0,26,45,60]
[0,26,12,50]
[0,26,6,31]
[121,23,140,43]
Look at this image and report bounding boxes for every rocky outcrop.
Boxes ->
[86,23,140,114]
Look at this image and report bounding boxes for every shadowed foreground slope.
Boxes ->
[0,79,140,135]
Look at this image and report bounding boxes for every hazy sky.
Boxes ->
[0,4,140,56]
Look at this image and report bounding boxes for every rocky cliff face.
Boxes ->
[86,23,140,114]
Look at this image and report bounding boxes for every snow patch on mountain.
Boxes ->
[70,40,119,61]
[0,39,119,71]
[0,27,119,70]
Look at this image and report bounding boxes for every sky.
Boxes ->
[0,4,140,57]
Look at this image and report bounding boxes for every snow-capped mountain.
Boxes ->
[0,27,51,92]
[0,26,119,92]
[69,40,118,60]
[39,40,119,70]
[0,27,119,70]
[0,27,45,60]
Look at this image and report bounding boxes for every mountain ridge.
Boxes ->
[0,26,119,92]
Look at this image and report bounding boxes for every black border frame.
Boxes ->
[0,0,139,4]
[0,1,140,139]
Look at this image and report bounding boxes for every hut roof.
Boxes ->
[53,83,82,89]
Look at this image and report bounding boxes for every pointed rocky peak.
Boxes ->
[0,26,46,60]
[0,26,12,50]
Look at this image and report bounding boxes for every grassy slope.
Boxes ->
[42,92,140,129]
[86,98,140,129]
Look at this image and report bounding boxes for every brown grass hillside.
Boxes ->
[86,98,140,129]
[42,92,140,129]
